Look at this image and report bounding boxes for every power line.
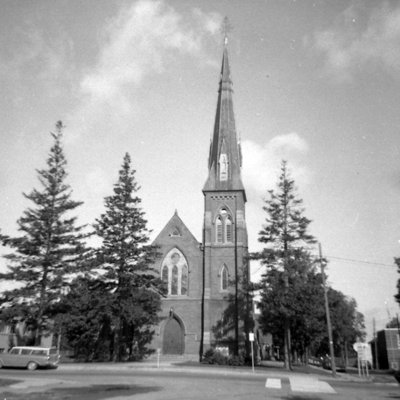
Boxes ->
[325,255,395,268]
[250,254,396,276]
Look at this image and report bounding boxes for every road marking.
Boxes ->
[265,378,282,389]
[289,377,336,394]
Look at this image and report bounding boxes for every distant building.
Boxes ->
[149,40,249,358]
[371,328,400,370]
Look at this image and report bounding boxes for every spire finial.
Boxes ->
[221,16,232,46]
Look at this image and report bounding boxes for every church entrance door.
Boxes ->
[163,317,184,355]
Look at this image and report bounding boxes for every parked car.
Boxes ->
[0,346,60,370]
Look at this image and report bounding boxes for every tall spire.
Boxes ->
[203,20,245,197]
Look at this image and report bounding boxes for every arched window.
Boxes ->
[221,265,229,291]
[215,208,234,244]
[162,265,169,285]
[160,248,189,296]
[219,153,228,181]
[181,264,188,295]
[216,216,223,243]
[171,265,178,295]
[225,216,232,242]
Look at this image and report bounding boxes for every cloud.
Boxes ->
[242,133,311,255]
[309,2,400,81]
[65,0,222,144]
[242,132,311,199]
[80,0,219,107]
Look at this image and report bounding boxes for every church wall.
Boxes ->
[149,213,203,356]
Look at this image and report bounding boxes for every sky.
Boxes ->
[0,0,399,340]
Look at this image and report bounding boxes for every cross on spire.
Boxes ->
[221,16,232,46]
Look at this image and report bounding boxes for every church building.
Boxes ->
[149,39,249,358]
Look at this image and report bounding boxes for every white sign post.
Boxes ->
[353,342,371,378]
[249,332,255,373]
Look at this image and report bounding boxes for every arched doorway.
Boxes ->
[163,315,184,355]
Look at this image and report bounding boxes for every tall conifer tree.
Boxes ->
[255,160,315,369]
[93,153,161,361]
[0,121,85,344]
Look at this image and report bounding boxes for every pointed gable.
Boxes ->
[152,210,200,248]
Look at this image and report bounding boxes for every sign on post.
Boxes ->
[353,342,372,378]
[249,333,255,372]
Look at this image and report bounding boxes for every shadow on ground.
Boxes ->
[2,384,162,400]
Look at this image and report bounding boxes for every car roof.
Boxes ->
[12,346,55,350]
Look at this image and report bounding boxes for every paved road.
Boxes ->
[0,364,398,400]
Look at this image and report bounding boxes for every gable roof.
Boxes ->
[152,210,200,246]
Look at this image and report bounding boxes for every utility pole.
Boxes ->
[373,318,379,370]
[234,195,239,356]
[319,243,336,377]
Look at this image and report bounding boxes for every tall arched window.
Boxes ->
[181,264,188,295]
[160,248,189,296]
[171,265,178,295]
[225,216,232,242]
[221,265,229,291]
[162,265,169,285]
[215,208,234,244]
[216,216,223,243]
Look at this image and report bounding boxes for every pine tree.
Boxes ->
[93,153,161,361]
[0,121,85,344]
[255,160,315,369]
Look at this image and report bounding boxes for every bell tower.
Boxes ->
[201,25,248,354]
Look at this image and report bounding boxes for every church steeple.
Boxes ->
[203,36,246,199]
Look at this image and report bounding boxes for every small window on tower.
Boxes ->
[221,265,229,291]
[219,153,228,181]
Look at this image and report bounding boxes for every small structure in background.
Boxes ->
[370,328,400,370]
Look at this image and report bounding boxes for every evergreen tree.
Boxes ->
[93,153,162,361]
[254,160,315,369]
[257,249,326,363]
[0,121,85,344]
[212,264,255,362]
[53,276,114,362]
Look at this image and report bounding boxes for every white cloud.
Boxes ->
[242,133,311,257]
[65,0,221,143]
[242,132,311,199]
[310,2,400,81]
[80,0,219,105]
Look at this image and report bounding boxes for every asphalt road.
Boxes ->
[0,366,398,400]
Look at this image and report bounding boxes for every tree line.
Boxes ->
[0,122,367,364]
[0,122,163,361]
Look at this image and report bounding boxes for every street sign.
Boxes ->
[353,342,372,378]
[249,333,254,342]
[353,342,370,361]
